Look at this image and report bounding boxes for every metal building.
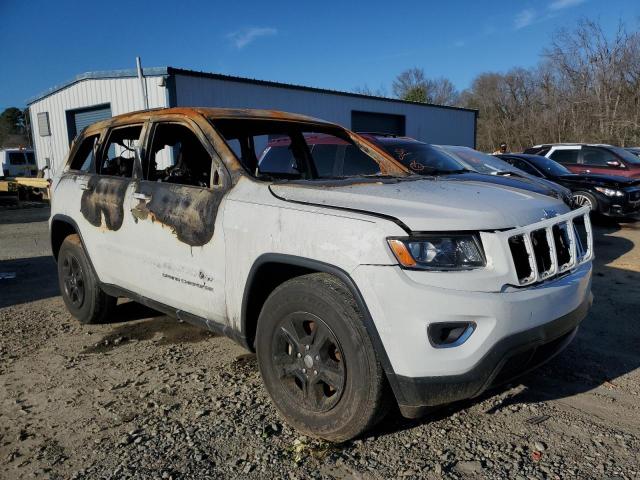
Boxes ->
[27,66,478,175]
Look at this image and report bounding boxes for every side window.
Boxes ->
[581,147,617,166]
[8,152,27,165]
[510,158,540,176]
[342,145,381,176]
[99,126,142,177]
[147,123,212,187]
[549,149,579,165]
[69,135,98,172]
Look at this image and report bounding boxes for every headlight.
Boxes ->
[594,186,624,197]
[387,234,485,270]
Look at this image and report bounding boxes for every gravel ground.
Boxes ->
[1,206,639,479]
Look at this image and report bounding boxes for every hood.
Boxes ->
[445,172,571,202]
[270,178,569,231]
[557,174,640,189]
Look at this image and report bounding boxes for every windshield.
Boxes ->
[377,140,467,174]
[209,118,407,180]
[437,145,518,174]
[609,146,640,165]
[528,155,572,176]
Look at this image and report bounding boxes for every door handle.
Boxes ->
[133,192,152,202]
[78,180,91,191]
[580,170,591,174]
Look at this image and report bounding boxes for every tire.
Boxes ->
[572,191,598,212]
[256,273,388,442]
[57,234,116,324]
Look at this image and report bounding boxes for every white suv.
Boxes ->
[50,108,593,441]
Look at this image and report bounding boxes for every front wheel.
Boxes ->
[572,191,598,212]
[256,273,389,442]
[57,234,116,324]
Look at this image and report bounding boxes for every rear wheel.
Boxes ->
[57,235,116,324]
[256,273,388,442]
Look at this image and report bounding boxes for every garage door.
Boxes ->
[66,104,112,144]
[351,111,406,136]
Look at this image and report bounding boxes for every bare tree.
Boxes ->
[392,68,459,105]
[460,17,640,151]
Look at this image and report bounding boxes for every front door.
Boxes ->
[126,118,230,324]
[579,146,626,176]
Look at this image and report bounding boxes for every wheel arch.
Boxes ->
[240,254,404,402]
[51,214,82,261]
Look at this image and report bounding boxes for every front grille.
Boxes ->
[502,207,592,286]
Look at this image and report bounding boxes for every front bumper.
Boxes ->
[392,296,589,417]
[351,260,592,414]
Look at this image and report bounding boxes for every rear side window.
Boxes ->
[100,125,143,177]
[550,149,579,165]
[69,135,98,172]
[508,158,540,176]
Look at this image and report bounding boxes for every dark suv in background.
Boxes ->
[497,153,640,217]
[524,144,640,179]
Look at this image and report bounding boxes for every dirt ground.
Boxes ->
[1,206,639,480]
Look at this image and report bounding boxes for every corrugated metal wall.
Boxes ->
[28,76,168,175]
[174,74,476,147]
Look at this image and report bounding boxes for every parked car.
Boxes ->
[524,144,640,179]
[0,148,37,178]
[433,144,574,206]
[497,153,640,217]
[50,108,593,441]
[260,133,574,206]
[626,147,640,158]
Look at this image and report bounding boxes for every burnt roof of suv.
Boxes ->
[84,107,335,133]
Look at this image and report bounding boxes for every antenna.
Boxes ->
[136,56,149,110]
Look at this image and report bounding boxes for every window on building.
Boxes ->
[147,123,212,187]
[37,112,51,137]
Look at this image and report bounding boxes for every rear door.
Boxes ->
[77,124,146,290]
[126,116,230,324]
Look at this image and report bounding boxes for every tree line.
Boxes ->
[357,18,640,152]
[0,107,29,148]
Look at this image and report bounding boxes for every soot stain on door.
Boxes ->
[80,177,130,230]
[131,183,225,247]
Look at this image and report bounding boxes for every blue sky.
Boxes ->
[0,0,638,110]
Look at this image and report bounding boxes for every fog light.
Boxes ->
[428,322,475,348]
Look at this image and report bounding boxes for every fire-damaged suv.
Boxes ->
[50,108,593,441]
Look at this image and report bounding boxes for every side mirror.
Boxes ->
[606,160,621,167]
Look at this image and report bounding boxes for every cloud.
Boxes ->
[514,8,536,29]
[549,0,585,10]
[226,27,277,49]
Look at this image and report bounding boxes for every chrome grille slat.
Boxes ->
[501,207,593,286]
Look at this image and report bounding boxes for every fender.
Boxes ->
[240,253,407,404]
